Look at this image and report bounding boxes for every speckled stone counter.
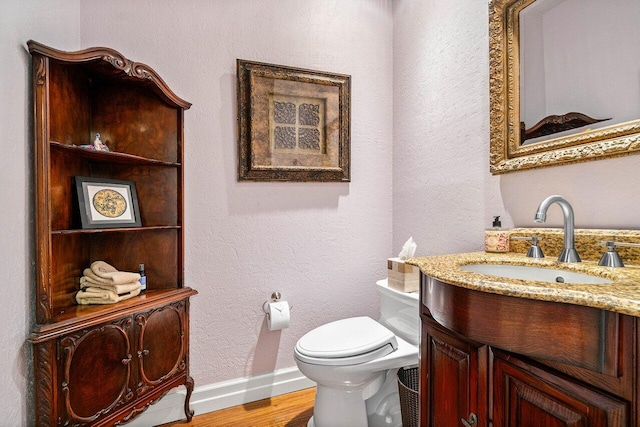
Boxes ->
[508,228,640,264]
[407,229,640,317]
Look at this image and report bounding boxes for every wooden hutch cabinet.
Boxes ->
[28,41,197,426]
[420,275,633,427]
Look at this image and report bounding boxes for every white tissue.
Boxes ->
[266,301,290,331]
[398,237,417,260]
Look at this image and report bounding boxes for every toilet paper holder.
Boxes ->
[262,291,293,317]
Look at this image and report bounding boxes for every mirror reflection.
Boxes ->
[519,0,640,145]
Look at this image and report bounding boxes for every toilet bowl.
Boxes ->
[294,279,419,427]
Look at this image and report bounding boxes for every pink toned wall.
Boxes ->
[393,0,503,255]
[79,0,394,390]
[393,0,640,258]
[1,1,81,424]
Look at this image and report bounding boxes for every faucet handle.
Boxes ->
[512,236,545,258]
[599,240,640,249]
[598,241,625,267]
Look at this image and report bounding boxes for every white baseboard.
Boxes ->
[126,367,316,426]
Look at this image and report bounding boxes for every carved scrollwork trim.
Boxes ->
[26,40,191,109]
[102,55,154,82]
[34,342,55,426]
[34,56,46,86]
[184,376,195,422]
[492,131,640,173]
[489,0,640,174]
[37,294,51,327]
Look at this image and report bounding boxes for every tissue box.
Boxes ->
[387,258,419,292]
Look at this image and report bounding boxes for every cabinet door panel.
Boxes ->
[137,302,185,386]
[493,355,627,427]
[422,318,485,426]
[61,320,132,423]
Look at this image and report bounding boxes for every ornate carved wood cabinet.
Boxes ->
[28,40,197,426]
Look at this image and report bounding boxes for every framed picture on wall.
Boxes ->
[74,176,142,229]
[237,59,351,182]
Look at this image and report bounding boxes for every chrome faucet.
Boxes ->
[534,195,581,263]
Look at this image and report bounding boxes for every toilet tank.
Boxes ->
[376,279,420,346]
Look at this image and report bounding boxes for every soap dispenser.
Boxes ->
[485,216,510,253]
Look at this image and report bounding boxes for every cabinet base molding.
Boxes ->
[126,366,315,426]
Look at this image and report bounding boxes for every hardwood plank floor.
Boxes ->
[160,387,315,427]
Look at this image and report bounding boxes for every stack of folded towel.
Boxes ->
[76,260,142,305]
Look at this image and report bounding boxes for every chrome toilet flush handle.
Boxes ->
[598,241,640,268]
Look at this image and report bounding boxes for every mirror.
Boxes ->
[489,0,640,174]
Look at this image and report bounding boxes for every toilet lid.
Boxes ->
[295,316,398,366]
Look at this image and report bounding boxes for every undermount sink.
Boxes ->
[459,263,613,285]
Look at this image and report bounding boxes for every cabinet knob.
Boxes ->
[121,354,132,365]
[461,413,477,427]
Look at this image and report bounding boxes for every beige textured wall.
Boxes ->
[393,0,503,256]
[393,0,640,260]
[80,0,394,388]
[0,1,81,424]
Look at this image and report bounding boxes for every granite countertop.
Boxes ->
[407,252,640,317]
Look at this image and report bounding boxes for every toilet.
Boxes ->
[294,279,419,427]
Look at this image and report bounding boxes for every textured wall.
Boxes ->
[0,1,81,424]
[392,0,504,256]
[393,0,640,258]
[80,0,394,386]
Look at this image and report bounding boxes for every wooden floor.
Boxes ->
[160,387,315,427]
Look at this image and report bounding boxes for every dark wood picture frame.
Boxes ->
[237,59,351,182]
[74,176,142,229]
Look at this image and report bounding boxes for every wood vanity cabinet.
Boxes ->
[28,41,197,426]
[420,275,634,427]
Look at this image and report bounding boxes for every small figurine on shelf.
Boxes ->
[78,133,110,151]
[92,133,109,151]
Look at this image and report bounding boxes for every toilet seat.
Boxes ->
[294,316,398,366]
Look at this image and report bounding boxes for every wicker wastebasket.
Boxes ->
[397,366,419,427]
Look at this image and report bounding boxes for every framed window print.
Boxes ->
[74,176,142,229]
[237,59,351,182]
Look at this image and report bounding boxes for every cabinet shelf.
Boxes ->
[51,225,181,235]
[51,140,181,167]
[30,288,197,343]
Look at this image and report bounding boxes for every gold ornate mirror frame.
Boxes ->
[489,0,640,174]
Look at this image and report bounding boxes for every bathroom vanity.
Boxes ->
[412,229,640,426]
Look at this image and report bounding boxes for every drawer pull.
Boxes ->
[461,413,477,427]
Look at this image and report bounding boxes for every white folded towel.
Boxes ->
[79,276,141,294]
[75,286,141,305]
[84,260,141,285]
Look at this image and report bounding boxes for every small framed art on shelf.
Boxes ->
[74,176,142,229]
